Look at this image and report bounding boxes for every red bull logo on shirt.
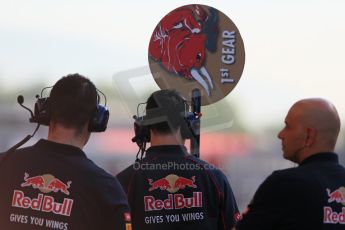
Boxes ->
[148,178,172,192]
[327,188,345,204]
[21,173,45,189]
[145,174,203,211]
[144,192,203,212]
[12,190,73,216]
[21,172,72,195]
[148,174,197,193]
[324,187,345,224]
[11,172,74,217]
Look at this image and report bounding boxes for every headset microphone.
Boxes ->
[6,95,42,152]
[0,95,41,167]
[17,95,34,118]
[17,95,24,104]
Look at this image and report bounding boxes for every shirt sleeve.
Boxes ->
[216,170,240,230]
[101,176,132,230]
[116,165,135,195]
[236,172,290,230]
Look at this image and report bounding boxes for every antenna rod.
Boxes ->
[191,88,201,158]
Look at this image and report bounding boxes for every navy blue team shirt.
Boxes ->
[117,145,240,230]
[0,139,131,230]
[236,152,345,230]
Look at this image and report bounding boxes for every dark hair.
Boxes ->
[146,89,186,134]
[49,73,97,133]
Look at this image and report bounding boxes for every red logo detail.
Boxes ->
[144,192,203,211]
[12,190,73,216]
[124,212,131,222]
[324,207,345,224]
[174,176,197,189]
[327,188,345,203]
[21,173,45,189]
[20,172,72,196]
[148,178,171,192]
[234,212,241,222]
[47,178,72,196]
[148,175,198,193]
[149,5,214,95]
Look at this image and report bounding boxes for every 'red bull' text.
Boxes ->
[324,207,345,224]
[12,190,73,216]
[144,192,203,211]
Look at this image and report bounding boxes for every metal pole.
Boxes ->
[191,88,201,158]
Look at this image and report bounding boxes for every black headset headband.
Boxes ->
[141,106,186,126]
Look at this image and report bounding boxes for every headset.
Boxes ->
[26,86,109,132]
[131,92,201,160]
[2,86,109,161]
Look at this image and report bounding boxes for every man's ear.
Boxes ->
[305,127,317,147]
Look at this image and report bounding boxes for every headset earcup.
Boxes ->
[33,97,50,126]
[132,117,150,144]
[41,98,51,126]
[88,105,109,132]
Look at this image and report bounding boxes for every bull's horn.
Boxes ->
[191,28,201,34]
[200,66,213,89]
[191,68,210,96]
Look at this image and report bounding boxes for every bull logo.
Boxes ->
[149,5,217,96]
[327,187,345,205]
[174,176,197,189]
[21,172,45,189]
[20,172,72,196]
[148,174,197,193]
[47,178,72,196]
[148,4,245,105]
[148,178,171,191]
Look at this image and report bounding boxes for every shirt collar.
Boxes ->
[34,139,86,157]
[300,152,338,165]
[145,145,188,158]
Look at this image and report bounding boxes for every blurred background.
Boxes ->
[1,0,345,211]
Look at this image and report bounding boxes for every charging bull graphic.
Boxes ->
[149,5,218,96]
[21,172,45,189]
[20,172,72,196]
[174,176,197,189]
[327,187,345,204]
[47,178,72,196]
[148,178,171,191]
[148,175,197,193]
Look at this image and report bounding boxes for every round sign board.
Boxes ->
[148,4,245,105]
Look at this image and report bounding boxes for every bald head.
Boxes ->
[278,98,340,163]
[291,98,340,148]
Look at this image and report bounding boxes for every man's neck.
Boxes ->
[150,131,184,147]
[48,124,88,150]
[298,147,335,164]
